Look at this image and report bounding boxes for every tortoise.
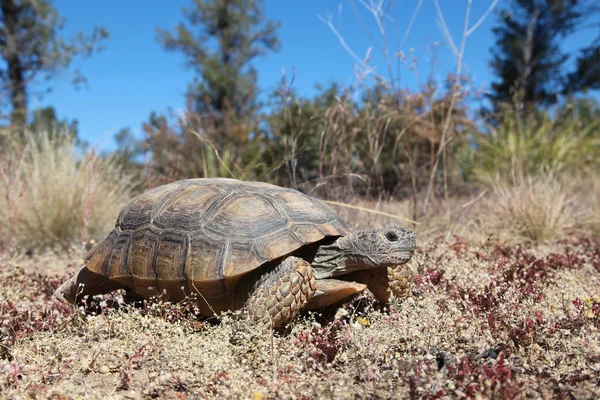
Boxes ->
[54,178,416,327]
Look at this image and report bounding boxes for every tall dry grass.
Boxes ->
[574,173,600,236]
[0,130,135,254]
[480,173,584,245]
[328,170,596,247]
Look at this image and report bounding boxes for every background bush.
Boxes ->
[0,130,135,254]
[1,0,598,250]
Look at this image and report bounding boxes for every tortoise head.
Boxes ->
[312,228,416,279]
[342,228,416,267]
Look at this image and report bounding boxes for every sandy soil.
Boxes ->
[0,236,598,399]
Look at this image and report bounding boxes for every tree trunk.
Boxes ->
[1,0,28,130]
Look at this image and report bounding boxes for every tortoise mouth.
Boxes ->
[321,250,414,283]
[364,250,414,268]
[378,249,415,259]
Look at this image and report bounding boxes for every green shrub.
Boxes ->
[472,109,599,184]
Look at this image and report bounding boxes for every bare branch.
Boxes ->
[357,0,394,24]
[466,0,500,36]
[433,0,459,57]
[318,13,386,81]
[422,0,473,216]
[458,0,472,73]
[349,0,404,92]
[348,0,386,56]
[367,0,386,36]
[399,0,424,50]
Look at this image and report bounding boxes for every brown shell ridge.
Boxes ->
[124,234,132,277]
[150,230,161,282]
[115,199,135,229]
[250,240,269,263]
[85,229,119,275]
[255,192,290,222]
[263,225,306,247]
[184,233,192,279]
[183,178,222,186]
[128,229,159,294]
[309,218,349,238]
[190,218,303,249]
[100,230,119,276]
[217,239,231,280]
[325,216,351,234]
[189,189,237,231]
[107,231,133,281]
[286,227,306,246]
[249,238,269,262]
[149,182,190,225]
[121,233,132,276]
[326,216,350,230]
[117,225,196,238]
[312,224,330,237]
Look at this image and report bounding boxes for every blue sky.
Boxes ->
[30,0,596,152]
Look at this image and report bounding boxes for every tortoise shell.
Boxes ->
[84,178,350,314]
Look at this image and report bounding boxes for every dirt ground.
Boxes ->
[0,235,598,399]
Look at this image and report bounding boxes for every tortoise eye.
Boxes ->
[385,231,399,242]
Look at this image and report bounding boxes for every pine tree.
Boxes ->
[567,5,600,93]
[0,0,107,130]
[157,0,280,129]
[488,0,587,115]
[146,0,280,180]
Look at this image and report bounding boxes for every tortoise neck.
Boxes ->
[312,236,359,279]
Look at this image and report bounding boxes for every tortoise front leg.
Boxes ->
[244,256,317,328]
[351,265,413,304]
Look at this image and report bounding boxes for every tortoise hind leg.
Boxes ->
[244,256,317,328]
[54,266,126,305]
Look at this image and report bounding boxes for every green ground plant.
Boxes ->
[0,233,598,398]
[470,102,600,185]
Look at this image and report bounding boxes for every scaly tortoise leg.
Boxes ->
[351,265,413,304]
[387,265,414,300]
[244,256,317,328]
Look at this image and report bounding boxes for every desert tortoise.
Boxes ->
[55,178,416,327]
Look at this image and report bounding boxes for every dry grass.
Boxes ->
[0,138,597,398]
[327,196,483,244]
[480,174,584,245]
[0,131,135,254]
[0,236,598,399]
[575,174,600,236]
[328,172,595,250]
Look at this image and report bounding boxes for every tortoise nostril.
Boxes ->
[385,231,399,242]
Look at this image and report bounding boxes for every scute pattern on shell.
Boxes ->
[84,178,349,311]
